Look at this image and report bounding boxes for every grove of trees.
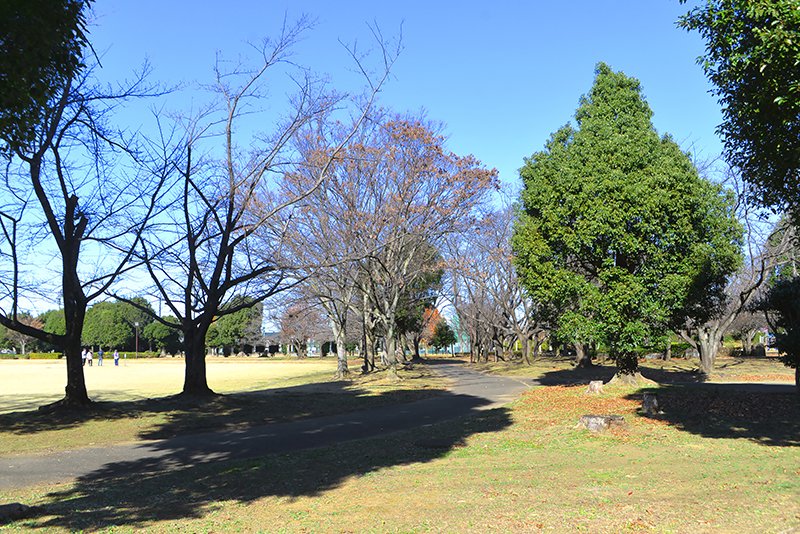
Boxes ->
[3,0,799,409]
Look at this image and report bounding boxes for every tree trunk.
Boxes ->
[182,327,215,396]
[332,322,349,379]
[61,338,91,407]
[384,333,400,379]
[742,330,756,356]
[795,365,799,393]
[58,279,91,407]
[610,351,641,384]
[521,334,531,365]
[697,329,721,378]
[411,336,423,362]
[533,332,544,360]
[575,343,593,368]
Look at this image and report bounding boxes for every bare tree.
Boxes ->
[277,301,328,358]
[130,19,398,395]
[278,114,494,376]
[3,314,43,355]
[0,60,166,407]
[448,201,546,365]
[677,169,797,376]
[349,119,496,374]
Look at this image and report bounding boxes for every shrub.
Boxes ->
[29,352,62,359]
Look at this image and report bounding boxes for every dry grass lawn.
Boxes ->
[2,380,797,533]
[0,358,447,456]
[0,357,335,413]
[0,356,797,532]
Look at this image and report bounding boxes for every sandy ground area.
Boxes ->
[0,358,335,413]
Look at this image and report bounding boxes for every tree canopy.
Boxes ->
[680,1,800,211]
[757,275,800,389]
[0,0,91,153]
[512,63,742,379]
[430,320,456,352]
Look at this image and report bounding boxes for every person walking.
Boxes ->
[81,348,87,367]
[86,348,93,367]
[113,349,119,366]
[97,348,104,366]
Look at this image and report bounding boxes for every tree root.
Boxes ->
[607,372,657,386]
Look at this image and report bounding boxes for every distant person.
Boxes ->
[81,348,87,366]
[113,349,119,366]
[87,349,93,366]
[97,348,104,366]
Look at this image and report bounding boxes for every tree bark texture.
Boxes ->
[182,328,215,396]
[575,343,593,368]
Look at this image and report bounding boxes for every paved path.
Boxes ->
[0,362,534,491]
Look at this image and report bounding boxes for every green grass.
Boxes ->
[1,357,797,532]
[1,381,797,532]
[473,353,796,385]
[0,360,447,456]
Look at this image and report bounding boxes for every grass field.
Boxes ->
[1,356,798,532]
[474,353,797,385]
[0,357,447,456]
[0,357,339,413]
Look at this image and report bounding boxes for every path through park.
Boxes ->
[0,362,534,490]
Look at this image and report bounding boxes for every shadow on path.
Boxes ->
[21,400,512,531]
[2,362,528,530]
[0,377,445,440]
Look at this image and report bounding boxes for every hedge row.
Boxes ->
[0,352,62,360]
[0,351,165,360]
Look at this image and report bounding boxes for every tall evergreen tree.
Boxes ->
[512,63,742,382]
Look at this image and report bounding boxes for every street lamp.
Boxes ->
[134,321,140,359]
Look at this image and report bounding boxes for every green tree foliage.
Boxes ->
[0,0,92,153]
[430,320,456,352]
[117,297,156,335]
[82,299,155,350]
[679,1,800,210]
[757,276,800,390]
[143,317,181,354]
[39,309,66,337]
[82,302,132,349]
[207,296,263,353]
[512,63,742,379]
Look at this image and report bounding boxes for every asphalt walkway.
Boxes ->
[0,362,534,490]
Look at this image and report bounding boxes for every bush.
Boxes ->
[29,352,62,359]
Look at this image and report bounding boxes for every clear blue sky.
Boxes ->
[89,1,721,190]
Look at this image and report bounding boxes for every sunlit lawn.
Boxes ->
[2,380,798,532]
[0,358,447,456]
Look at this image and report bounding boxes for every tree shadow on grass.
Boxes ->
[629,383,799,447]
[534,361,703,386]
[0,376,446,441]
[18,398,511,531]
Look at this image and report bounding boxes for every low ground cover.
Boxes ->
[473,353,796,385]
[0,358,446,456]
[2,379,797,532]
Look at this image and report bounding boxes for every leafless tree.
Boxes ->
[3,315,42,355]
[448,201,546,364]
[276,300,328,358]
[129,18,398,395]
[347,118,497,374]
[677,168,797,375]
[0,62,166,407]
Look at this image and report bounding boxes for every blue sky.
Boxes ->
[90,1,721,191]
